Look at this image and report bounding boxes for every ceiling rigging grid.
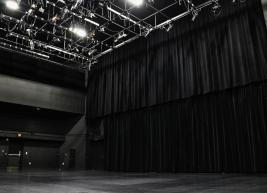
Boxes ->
[0,0,241,70]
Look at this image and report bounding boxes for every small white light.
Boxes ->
[127,0,143,6]
[5,0,19,10]
[69,27,87,38]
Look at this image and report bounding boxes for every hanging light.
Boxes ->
[52,37,61,44]
[5,0,19,10]
[147,0,154,4]
[29,40,35,50]
[127,0,143,7]
[69,26,87,38]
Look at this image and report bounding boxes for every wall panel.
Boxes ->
[0,74,85,114]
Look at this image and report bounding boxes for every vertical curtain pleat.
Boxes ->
[87,0,267,118]
[103,82,267,172]
[87,0,267,173]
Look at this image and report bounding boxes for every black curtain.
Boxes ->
[87,0,267,118]
[86,0,267,173]
[104,81,267,173]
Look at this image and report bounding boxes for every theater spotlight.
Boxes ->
[127,0,143,7]
[29,40,35,50]
[5,0,20,10]
[69,26,87,38]
[52,37,61,44]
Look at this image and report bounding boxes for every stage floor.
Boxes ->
[0,171,266,193]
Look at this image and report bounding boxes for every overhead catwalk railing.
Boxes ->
[0,0,243,69]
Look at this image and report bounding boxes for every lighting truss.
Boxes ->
[0,0,233,70]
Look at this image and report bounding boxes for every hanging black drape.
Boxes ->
[87,0,267,118]
[104,81,267,173]
[86,0,267,173]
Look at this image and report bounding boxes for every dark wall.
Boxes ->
[0,109,86,170]
[0,73,85,114]
[86,119,105,170]
[0,47,85,91]
[0,138,8,170]
[0,49,86,170]
[0,102,82,135]
[86,0,267,173]
[0,42,86,114]
[0,138,62,170]
[60,116,87,170]
[0,27,87,170]
[23,140,62,170]
[0,103,84,170]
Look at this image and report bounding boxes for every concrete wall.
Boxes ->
[0,45,87,170]
[0,74,85,114]
[59,116,87,170]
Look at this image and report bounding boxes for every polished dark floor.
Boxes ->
[0,171,266,193]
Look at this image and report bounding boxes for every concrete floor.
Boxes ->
[0,171,266,193]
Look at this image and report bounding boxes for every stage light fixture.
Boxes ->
[143,29,151,37]
[5,0,19,10]
[165,23,173,32]
[69,26,87,38]
[17,133,22,138]
[29,40,35,50]
[127,0,143,7]
[52,37,61,43]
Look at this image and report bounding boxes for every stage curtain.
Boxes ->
[87,0,267,118]
[104,81,267,173]
[86,0,267,173]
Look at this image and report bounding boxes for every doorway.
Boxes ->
[6,138,24,171]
